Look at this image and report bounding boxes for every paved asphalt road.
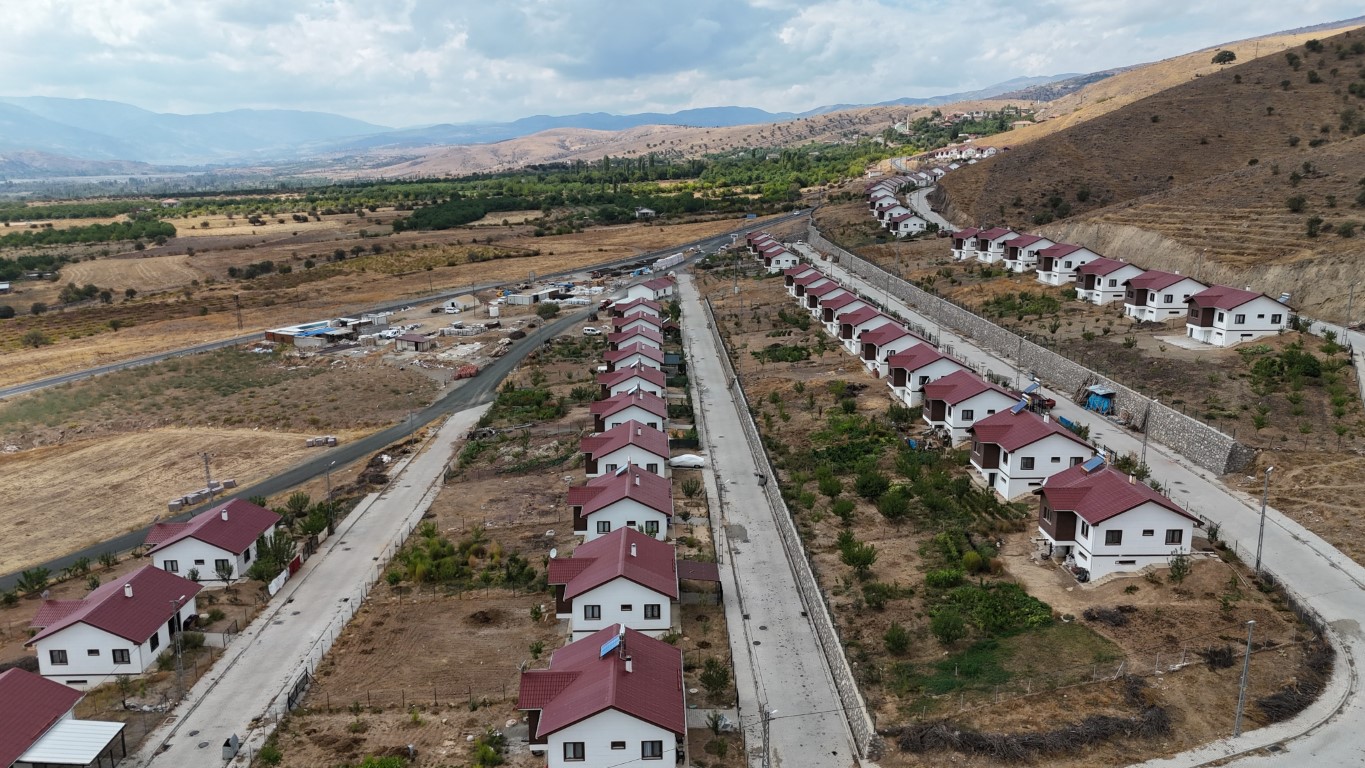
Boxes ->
[677,274,857,767]
[0,212,806,588]
[804,247,1365,767]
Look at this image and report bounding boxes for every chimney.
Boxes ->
[624,656,633,673]
[123,583,133,598]
[630,543,637,557]
[636,427,641,436]
[634,474,640,486]
[221,508,229,522]
[1129,474,1136,485]
[1043,414,1050,423]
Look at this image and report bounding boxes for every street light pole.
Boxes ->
[1233,619,1256,737]
[1254,466,1275,575]
[1140,399,1158,468]
[325,460,337,500]
[170,595,187,702]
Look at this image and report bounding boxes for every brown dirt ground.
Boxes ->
[698,269,1318,767]
[60,254,210,294]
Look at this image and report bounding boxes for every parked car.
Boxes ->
[668,454,706,468]
[583,327,603,336]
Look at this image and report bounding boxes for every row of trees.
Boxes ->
[0,216,175,248]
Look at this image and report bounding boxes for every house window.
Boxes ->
[986,409,997,416]
[960,409,974,421]
[1042,507,1054,524]
[1165,529,1184,545]
[1257,314,1265,319]
[1051,456,1061,463]
[1234,314,1246,324]
[163,559,179,573]
[621,604,633,612]
[1143,529,1155,537]
[1117,560,1137,565]
[605,463,619,473]
[1271,314,1283,324]
[611,742,626,750]
[1105,530,1123,546]
[113,649,130,665]
[215,559,231,576]
[1071,457,1084,466]
[626,521,637,529]
[243,547,251,563]
[50,650,68,665]
[1163,294,1174,303]
[583,605,601,620]
[150,633,160,652]
[1080,522,1091,538]
[87,648,100,656]
[643,740,664,760]
[1020,457,1035,470]
[646,463,659,474]
[1107,279,1117,287]
[564,742,585,761]
[644,520,660,536]
[645,604,662,620]
[193,559,205,566]
[597,521,612,534]
[1217,311,1225,322]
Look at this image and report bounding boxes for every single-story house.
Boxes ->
[887,212,929,237]
[1036,243,1102,287]
[858,323,926,377]
[886,346,967,407]
[969,407,1096,500]
[27,566,202,688]
[1036,461,1201,581]
[394,333,436,352]
[876,202,912,223]
[1074,258,1146,305]
[837,306,893,354]
[624,277,675,302]
[603,343,664,373]
[610,298,662,320]
[974,227,1019,264]
[597,364,667,399]
[591,390,668,433]
[767,250,801,273]
[570,464,674,541]
[803,282,847,315]
[580,421,671,478]
[611,314,662,335]
[519,625,684,767]
[820,294,870,336]
[143,498,281,584]
[789,271,833,299]
[1001,234,1055,274]
[783,265,819,288]
[606,327,664,352]
[921,370,1019,445]
[1186,285,1291,347]
[0,668,127,768]
[950,227,981,261]
[1123,271,1207,323]
[549,528,678,639]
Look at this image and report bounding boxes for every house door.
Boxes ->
[987,472,997,487]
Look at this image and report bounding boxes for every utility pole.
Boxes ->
[201,452,216,499]
[234,294,242,331]
[1347,282,1356,331]
[1140,399,1158,467]
[325,460,337,500]
[1233,620,1256,737]
[1254,466,1275,575]
[171,595,187,702]
[761,704,776,768]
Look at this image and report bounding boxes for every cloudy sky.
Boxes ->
[0,0,1359,127]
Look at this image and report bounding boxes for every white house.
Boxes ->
[969,407,1096,500]
[887,212,929,237]
[886,346,967,407]
[950,227,981,261]
[519,625,685,767]
[591,390,668,433]
[624,277,675,302]
[820,294,870,336]
[580,421,671,479]
[803,282,847,316]
[598,364,667,399]
[746,230,774,251]
[1001,234,1056,274]
[1036,462,1201,581]
[1185,285,1291,347]
[1074,258,1146,305]
[1036,243,1102,286]
[858,323,926,377]
[876,203,912,223]
[836,307,894,355]
[921,370,1019,445]
[610,298,662,320]
[766,250,801,273]
[789,272,833,300]
[0,669,127,768]
[603,343,664,373]
[1123,271,1207,322]
[143,499,281,584]
[606,327,663,352]
[570,464,674,541]
[782,265,818,289]
[26,566,202,689]
[973,227,1019,264]
[549,528,678,639]
[611,314,662,336]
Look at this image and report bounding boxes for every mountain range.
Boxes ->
[0,74,1075,171]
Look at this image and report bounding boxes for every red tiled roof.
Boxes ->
[580,420,670,462]
[569,464,673,516]
[922,369,1011,406]
[821,294,865,312]
[597,365,666,389]
[839,306,884,328]
[952,227,982,242]
[1038,465,1197,525]
[859,322,920,347]
[969,408,1093,452]
[590,390,668,421]
[548,528,678,600]
[1038,242,1090,258]
[612,298,662,314]
[611,313,663,330]
[145,499,281,556]
[1076,257,1133,276]
[1006,234,1049,249]
[1126,270,1200,291]
[28,565,202,645]
[745,230,770,242]
[976,227,1016,242]
[759,242,785,253]
[641,277,675,291]
[607,327,664,346]
[1187,284,1264,311]
[783,265,817,278]
[519,625,685,737]
[889,212,923,223]
[806,282,844,299]
[603,343,664,364]
[792,273,829,287]
[0,669,84,767]
[887,345,949,373]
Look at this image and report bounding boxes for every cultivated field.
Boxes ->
[61,253,209,294]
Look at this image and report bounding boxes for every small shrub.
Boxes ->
[884,621,911,654]
[930,609,967,645]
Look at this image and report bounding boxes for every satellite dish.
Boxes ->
[548,548,559,560]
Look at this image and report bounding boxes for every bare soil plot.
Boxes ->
[60,254,209,294]
[0,428,316,573]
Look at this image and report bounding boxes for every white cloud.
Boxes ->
[0,0,1359,125]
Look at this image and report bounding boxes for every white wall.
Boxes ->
[607,379,665,398]
[570,579,673,639]
[584,499,670,541]
[1073,501,1195,580]
[611,354,662,371]
[591,447,669,479]
[1124,278,1206,321]
[873,337,923,377]
[616,318,660,335]
[612,336,662,352]
[990,434,1094,500]
[152,526,274,584]
[824,301,869,336]
[1079,266,1145,305]
[35,598,198,688]
[1037,251,1100,286]
[891,358,967,407]
[944,390,1018,444]
[768,255,801,273]
[603,407,664,432]
[542,708,678,768]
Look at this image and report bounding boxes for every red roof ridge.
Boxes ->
[1039,465,1197,525]
[0,669,86,767]
[970,408,1093,452]
[28,565,202,646]
[145,498,281,556]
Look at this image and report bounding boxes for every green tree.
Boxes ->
[840,540,878,580]
[16,567,50,596]
[534,301,561,319]
[1212,50,1237,65]
[700,657,731,700]
[884,621,910,655]
[0,305,14,319]
[22,330,51,348]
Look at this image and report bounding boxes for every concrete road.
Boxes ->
[131,403,491,768]
[676,274,859,768]
[803,248,1365,766]
[905,186,952,230]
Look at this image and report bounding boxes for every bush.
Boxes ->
[1286,195,1307,213]
[924,568,963,589]
[0,305,13,319]
[258,743,283,765]
[884,621,911,654]
[877,488,911,521]
[854,470,891,500]
[930,609,967,645]
[534,301,560,319]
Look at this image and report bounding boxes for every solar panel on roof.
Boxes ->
[600,633,621,658]
[1010,400,1028,414]
[1023,382,1040,394]
[1081,456,1105,473]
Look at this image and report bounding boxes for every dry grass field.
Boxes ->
[60,253,209,294]
[0,428,315,573]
